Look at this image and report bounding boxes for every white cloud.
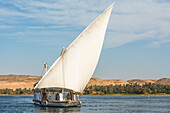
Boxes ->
[147,38,170,48]
[161,39,170,44]
[0,0,170,48]
[0,25,13,29]
[29,25,65,29]
[149,41,160,48]
[103,0,170,48]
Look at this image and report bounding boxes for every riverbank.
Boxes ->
[83,93,170,96]
[1,93,170,96]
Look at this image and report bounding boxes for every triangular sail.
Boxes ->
[34,3,115,92]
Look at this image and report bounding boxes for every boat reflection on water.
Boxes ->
[35,106,81,113]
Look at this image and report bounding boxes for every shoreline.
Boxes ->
[83,94,170,96]
[0,94,170,96]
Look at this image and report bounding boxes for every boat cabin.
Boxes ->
[33,87,80,105]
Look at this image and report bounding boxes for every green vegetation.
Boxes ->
[0,83,170,95]
[0,88,33,95]
[83,83,170,95]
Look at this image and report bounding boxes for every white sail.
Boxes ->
[34,3,115,92]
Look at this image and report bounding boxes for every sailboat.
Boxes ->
[33,2,115,107]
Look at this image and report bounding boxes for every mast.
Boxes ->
[44,63,48,73]
[61,47,65,95]
[40,62,48,76]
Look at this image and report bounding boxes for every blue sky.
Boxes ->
[0,0,170,80]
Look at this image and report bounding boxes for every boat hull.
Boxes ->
[33,88,81,107]
[33,100,81,107]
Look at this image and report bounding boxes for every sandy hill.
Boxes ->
[87,78,129,87]
[155,78,170,85]
[0,75,41,89]
[127,78,170,85]
[127,79,157,85]
[0,75,169,89]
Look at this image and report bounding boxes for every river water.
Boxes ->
[0,95,169,113]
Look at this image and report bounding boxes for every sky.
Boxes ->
[0,0,170,80]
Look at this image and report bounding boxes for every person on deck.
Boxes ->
[59,93,63,101]
[73,94,76,101]
[67,92,71,101]
[42,89,47,101]
[56,93,59,101]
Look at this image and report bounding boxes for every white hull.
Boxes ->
[34,101,81,107]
